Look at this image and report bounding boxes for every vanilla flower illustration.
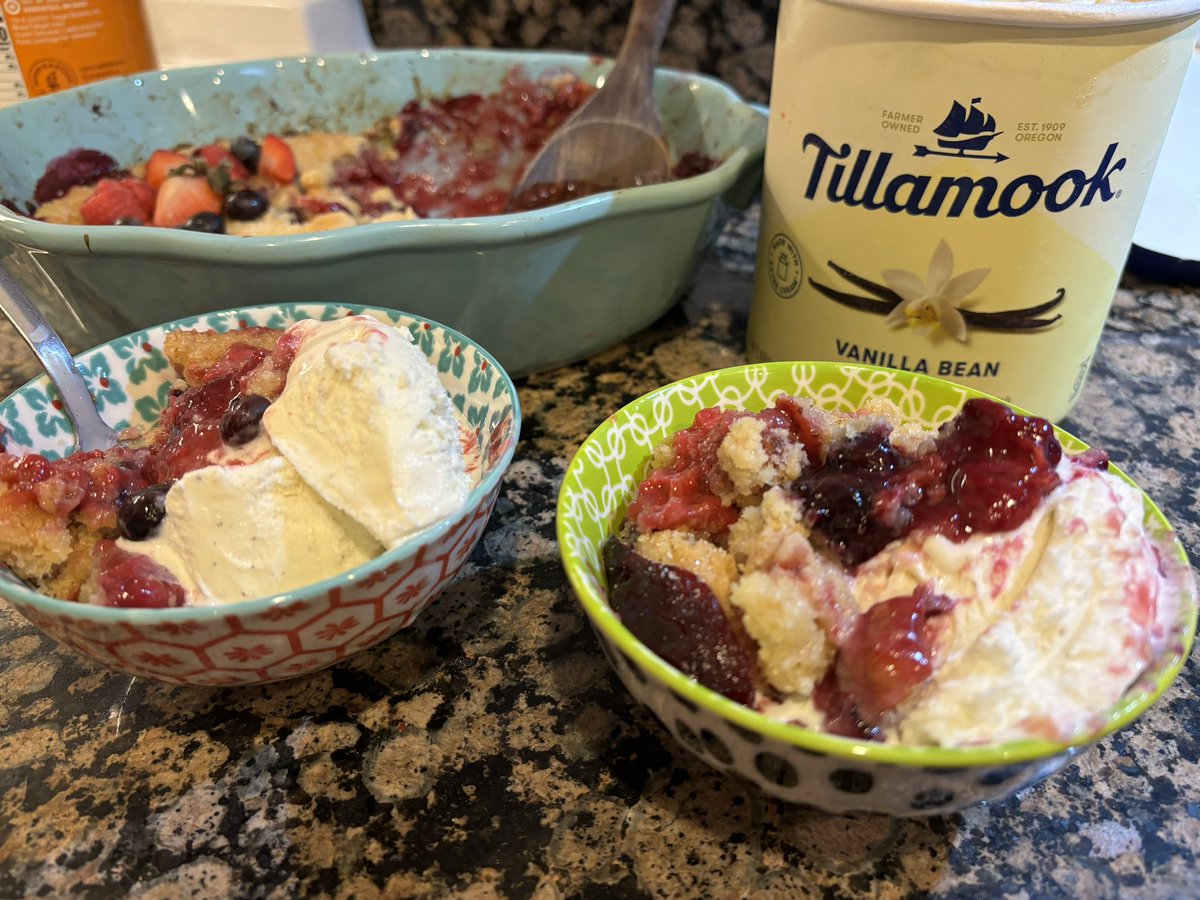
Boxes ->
[882,240,990,342]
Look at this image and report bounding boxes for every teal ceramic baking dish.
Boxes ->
[0,49,766,376]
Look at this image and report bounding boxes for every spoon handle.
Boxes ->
[604,0,678,101]
[0,262,119,452]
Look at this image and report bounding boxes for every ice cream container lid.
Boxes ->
[820,0,1200,28]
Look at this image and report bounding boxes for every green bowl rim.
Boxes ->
[556,360,1198,768]
[0,48,768,260]
[0,300,522,622]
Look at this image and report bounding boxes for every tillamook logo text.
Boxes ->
[800,134,1125,218]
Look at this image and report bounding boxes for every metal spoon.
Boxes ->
[508,0,677,210]
[0,262,119,452]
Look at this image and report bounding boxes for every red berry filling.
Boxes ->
[830,585,956,734]
[0,332,297,607]
[332,72,595,219]
[604,537,758,706]
[626,396,826,539]
[626,407,742,537]
[0,446,153,533]
[92,542,187,608]
[799,398,1063,565]
[605,396,1070,740]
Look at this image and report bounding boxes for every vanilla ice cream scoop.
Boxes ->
[116,315,473,606]
[133,454,382,603]
[893,464,1187,746]
[264,315,472,548]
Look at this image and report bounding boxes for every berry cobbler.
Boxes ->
[605,396,1193,747]
[15,67,717,234]
[0,316,471,609]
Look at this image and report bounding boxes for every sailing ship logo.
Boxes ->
[915,97,1009,163]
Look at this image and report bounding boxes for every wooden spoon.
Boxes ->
[508,0,678,211]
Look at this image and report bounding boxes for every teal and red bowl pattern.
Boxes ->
[0,302,520,686]
[556,361,1197,815]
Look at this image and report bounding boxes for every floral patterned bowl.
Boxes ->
[556,361,1196,815]
[0,302,520,686]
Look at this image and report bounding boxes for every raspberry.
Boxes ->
[33,149,118,203]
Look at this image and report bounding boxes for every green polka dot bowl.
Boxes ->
[0,302,520,686]
[555,361,1196,816]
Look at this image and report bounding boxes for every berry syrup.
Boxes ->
[333,70,595,219]
[330,69,720,218]
[626,396,824,539]
[799,397,1064,565]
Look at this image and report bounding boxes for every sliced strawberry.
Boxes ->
[119,177,155,218]
[152,175,222,228]
[259,134,297,184]
[146,149,191,190]
[80,179,148,226]
[194,143,250,181]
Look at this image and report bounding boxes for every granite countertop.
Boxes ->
[1,209,1198,898]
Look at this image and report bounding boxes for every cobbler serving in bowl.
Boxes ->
[0,303,520,685]
[557,362,1196,814]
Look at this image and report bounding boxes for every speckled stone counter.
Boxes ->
[1,209,1198,898]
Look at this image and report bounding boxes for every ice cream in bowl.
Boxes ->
[0,302,520,685]
[556,362,1196,815]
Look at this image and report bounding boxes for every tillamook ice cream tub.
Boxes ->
[748,0,1200,420]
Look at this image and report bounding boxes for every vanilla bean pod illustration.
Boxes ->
[809,261,1064,332]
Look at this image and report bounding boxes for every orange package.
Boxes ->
[1,0,156,106]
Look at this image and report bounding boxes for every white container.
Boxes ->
[141,0,374,69]
[748,0,1200,421]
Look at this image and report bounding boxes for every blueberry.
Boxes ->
[231,136,261,173]
[113,216,144,226]
[220,393,271,446]
[225,188,269,221]
[180,211,225,234]
[119,482,173,540]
